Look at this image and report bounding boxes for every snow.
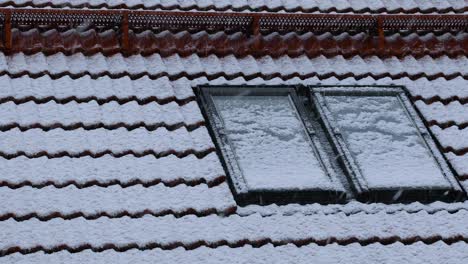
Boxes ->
[0,75,185,102]
[415,100,468,126]
[237,200,468,217]
[446,153,468,177]
[0,49,466,262]
[0,127,213,155]
[2,53,466,80]
[0,152,224,186]
[406,76,468,102]
[0,183,235,217]
[4,242,468,264]
[324,95,451,189]
[1,74,466,107]
[0,100,203,128]
[1,210,467,251]
[213,95,334,191]
[430,126,468,151]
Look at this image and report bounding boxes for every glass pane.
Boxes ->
[213,95,333,191]
[324,95,450,189]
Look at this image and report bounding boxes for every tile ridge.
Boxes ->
[1,236,467,257]
[0,96,195,106]
[0,71,465,82]
[0,122,205,132]
[0,148,215,159]
[412,96,468,105]
[2,203,468,222]
[0,175,226,189]
[428,122,468,130]
[0,205,237,222]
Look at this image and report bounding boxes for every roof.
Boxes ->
[0,51,468,262]
[1,4,468,264]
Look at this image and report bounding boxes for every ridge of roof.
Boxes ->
[2,8,466,58]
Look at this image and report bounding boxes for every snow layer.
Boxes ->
[1,210,467,251]
[2,53,466,78]
[1,0,465,13]
[238,200,468,217]
[460,181,468,191]
[430,126,468,151]
[0,127,213,155]
[0,153,224,186]
[3,241,468,264]
[0,183,235,217]
[214,95,333,190]
[446,153,468,177]
[325,95,450,189]
[0,75,193,102]
[415,100,468,126]
[0,51,467,262]
[4,242,468,264]
[0,74,466,104]
[0,100,203,128]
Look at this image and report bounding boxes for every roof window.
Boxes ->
[197,85,465,205]
[197,87,346,205]
[309,86,463,202]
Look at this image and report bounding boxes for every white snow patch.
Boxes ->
[325,95,450,189]
[214,95,334,191]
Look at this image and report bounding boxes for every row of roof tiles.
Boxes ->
[0,183,236,220]
[3,242,468,264]
[1,210,468,255]
[0,153,224,188]
[2,52,466,79]
[0,126,213,158]
[7,29,467,58]
[0,74,466,103]
[0,98,465,131]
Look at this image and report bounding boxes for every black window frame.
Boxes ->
[196,84,465,205]
[196,85,348,205]
[307,85,465,202]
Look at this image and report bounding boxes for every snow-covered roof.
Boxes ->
[1,0,466,13]
[0,49,467,262]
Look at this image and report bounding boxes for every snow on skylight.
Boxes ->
[324,95,451,189]
[213,95,334,191]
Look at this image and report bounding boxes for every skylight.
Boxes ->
[197,87,346,205]
[197,85,464,204]
[213,95,332,191]
[310,86,463,201]
[324,95,448,189]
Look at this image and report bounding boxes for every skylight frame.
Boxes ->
[308,85,464,202]
[196,85,347,205]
